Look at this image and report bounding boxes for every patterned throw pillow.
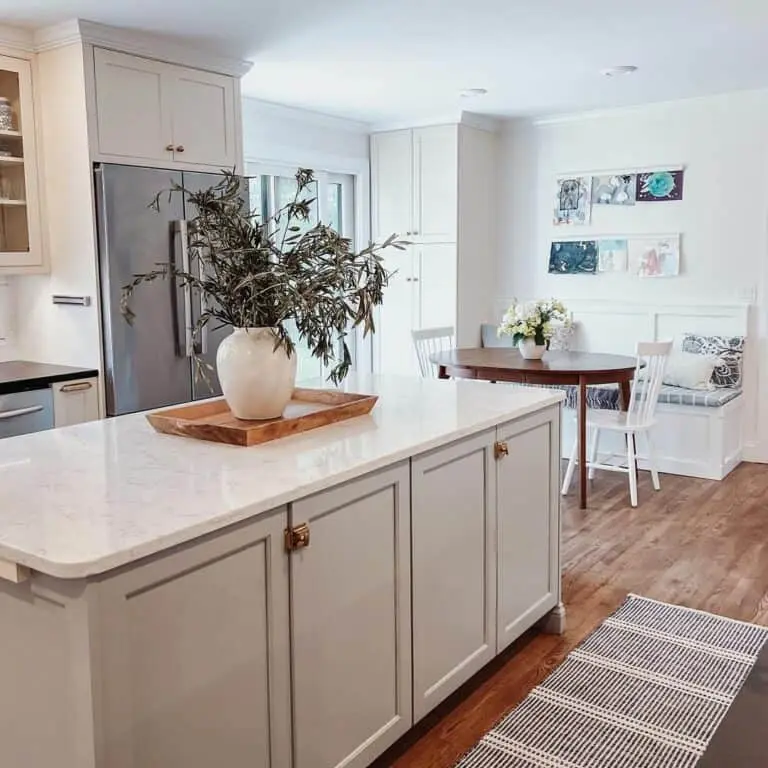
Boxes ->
[680,334,745,388]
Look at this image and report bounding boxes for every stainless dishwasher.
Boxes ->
[0,388,54,439]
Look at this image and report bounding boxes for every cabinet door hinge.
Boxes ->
[285,522,311,552]
[494,441,509,460]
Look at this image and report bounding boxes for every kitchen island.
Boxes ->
[0,374,564,768]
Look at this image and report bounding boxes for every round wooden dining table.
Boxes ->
[431,348,638,509]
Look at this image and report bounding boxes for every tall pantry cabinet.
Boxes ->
[371,121,498,376]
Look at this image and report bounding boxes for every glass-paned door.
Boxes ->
[0,66,26,254]
[246,165,355,383]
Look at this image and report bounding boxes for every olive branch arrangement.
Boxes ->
[121,169,406,383]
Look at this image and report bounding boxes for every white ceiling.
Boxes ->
[3,0,768,124]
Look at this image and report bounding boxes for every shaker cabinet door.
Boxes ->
[417,242,457,330]
[93,48,173,163]
[371,129,413,240]
[496,407,561,652]
[377,245,420,377]
[412,125,458,243]
[96,509,292,768]
[411,430,496,722]
[289,464,412,768]
[170,67,237,169]
[0,53,45,272]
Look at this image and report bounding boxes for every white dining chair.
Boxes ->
[412,327,455,378]
[561,341,672,507]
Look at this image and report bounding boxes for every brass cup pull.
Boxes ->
[176,145,185,153]
[165,143,175,152]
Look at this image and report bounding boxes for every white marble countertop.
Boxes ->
[0,375,563,578]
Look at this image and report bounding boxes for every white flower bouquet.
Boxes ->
[498,299,569,347]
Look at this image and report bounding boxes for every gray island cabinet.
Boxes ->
[0,375,564,768]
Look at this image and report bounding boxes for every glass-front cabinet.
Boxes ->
[0,54,43,273]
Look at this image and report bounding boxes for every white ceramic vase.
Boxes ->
[216,327,297,420]
[518,338,546,360]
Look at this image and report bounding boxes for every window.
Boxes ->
[246,164,356,383]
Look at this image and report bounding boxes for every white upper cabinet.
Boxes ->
[371,129,413,239]
[412,125,458,242]
[371,125,457,243]
[372,121,497,368]
[93,48,238,170]
[171,68,236,169]
[0,54,44,274]
[93,48,171,163]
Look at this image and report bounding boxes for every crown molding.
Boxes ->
[531,88,768,127]
[372,109,501,133]
[0,24,35,54]
[459,110,502,133]
[32,19,82,52]
[241,97,372,134]
[33,19,252,78]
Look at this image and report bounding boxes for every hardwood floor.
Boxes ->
[375,462,768,768]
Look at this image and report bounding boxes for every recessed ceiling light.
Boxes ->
[600,65,638,77]
[460,88,488,98]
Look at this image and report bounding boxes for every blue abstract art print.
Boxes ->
[549,241,598,274]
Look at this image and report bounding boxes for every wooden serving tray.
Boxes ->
[146,388,379,447]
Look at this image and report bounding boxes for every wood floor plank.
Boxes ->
[374,462,768,768]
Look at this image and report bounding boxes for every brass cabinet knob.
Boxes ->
[494,441,509,460]
[165,144,175,152]
[176,145,185,153]
[285,522,311,552]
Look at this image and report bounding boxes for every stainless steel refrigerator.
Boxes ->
[96,163,233,416]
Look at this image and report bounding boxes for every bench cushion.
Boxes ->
[560,383,742,409]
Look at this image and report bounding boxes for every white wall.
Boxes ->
[241,97,370,173]
[496,90,768,461]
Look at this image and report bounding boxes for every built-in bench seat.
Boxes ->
[480,304,747,480]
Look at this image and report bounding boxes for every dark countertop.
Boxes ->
[698,640,768,766]
[0,361,99,395]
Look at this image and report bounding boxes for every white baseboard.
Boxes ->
[743,441,768,464]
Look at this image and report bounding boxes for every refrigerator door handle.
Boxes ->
[193,233,209,355]
[173,219,194,358]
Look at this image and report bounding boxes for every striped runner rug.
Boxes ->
[455,594,768,768]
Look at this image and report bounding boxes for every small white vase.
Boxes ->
[216,328,297,420]
[518,338,546,360]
